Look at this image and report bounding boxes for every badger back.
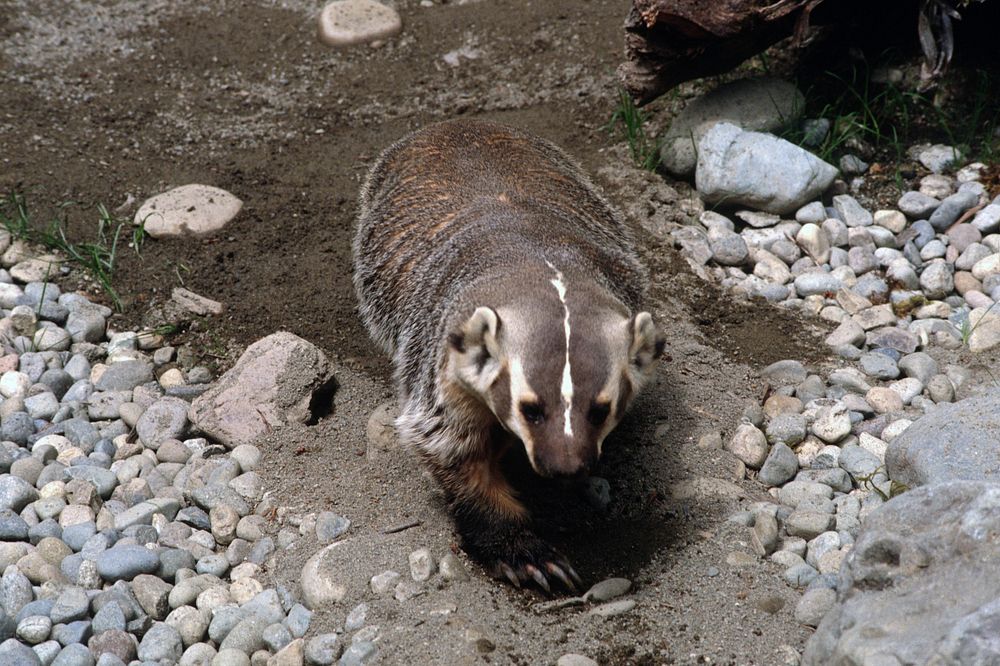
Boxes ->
[353,120,647,358]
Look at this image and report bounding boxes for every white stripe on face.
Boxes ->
[545,260,573,437]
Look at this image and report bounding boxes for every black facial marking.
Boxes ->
[587,402,611,427]
[475,347,491,373]
[448,331,465,353]
[520,401,545,425]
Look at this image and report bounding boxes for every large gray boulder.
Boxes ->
[189,332,335,448]
[695,123,838,215]
[659,77,805,178]
[886,388,1000,487]
[804,480,1000,664]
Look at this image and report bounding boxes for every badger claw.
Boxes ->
[499,562,522,588]
[545,562,577,593]
[525,564,551,593]
[485,532,582,595]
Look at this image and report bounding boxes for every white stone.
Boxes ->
[795,224,830,264]
[873,210,907,233]
[317,0,402,47]
[968,307,1000,353]
[811,403,851,444]
[135,185,242,239]
[695,122,837,215]
[971,253,1000,281]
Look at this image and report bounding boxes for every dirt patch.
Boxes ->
[0,0,835,662]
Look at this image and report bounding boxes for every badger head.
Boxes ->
[446,275,664,477]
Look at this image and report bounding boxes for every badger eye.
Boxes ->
[588,402,611,426]
[520,402,545,425]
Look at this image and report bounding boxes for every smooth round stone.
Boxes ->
[16,615,52,644]
[137,622,183,662]
[317,0,402,47]
[726,424,768,469]
[196,555,229,578]
[758,442,799,487]
[794,273,843,297]
[583,577,632,603]
[95,545,160,582]
[135,186,242,240]
[304,634,341,666]
[50,643,94,666]
[794,587,837,627]
[859,353,899,380]
[212,647,251,666]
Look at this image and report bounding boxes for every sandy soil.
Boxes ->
[0,1,856,663]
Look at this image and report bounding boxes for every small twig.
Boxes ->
[382,519,422,534]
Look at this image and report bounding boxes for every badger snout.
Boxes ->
[531,440,598,478]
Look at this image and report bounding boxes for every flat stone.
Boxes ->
[317,0,402,47]
[135,185,242,239]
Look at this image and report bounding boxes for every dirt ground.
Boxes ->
[0,1,856,663]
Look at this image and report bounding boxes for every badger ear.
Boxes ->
[448,307,502,392]
[629,311,665,372]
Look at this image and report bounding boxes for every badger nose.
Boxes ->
[539,444,597,478]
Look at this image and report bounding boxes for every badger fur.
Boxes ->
[353,119,664,590]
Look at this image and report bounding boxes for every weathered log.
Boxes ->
[618,0,823,106]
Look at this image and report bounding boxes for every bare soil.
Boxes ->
[0,1,845,663]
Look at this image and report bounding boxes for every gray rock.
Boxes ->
[63,467,118,500]
[50,587,89,624]
[95,361,154,392]
[898,191,940,218]
[218,615,268,653]
[136,622,182,662]
[91,600,127,634]
[340,640,377,665]
[758,442,798,487]
[802,480,1000,665]
[709,228,749,266]
[794,273,842,297]
[305,633,342,665]
[316,513,350,544]
[95,545,160,582]
[766,413,807,446]
[972,203,1000,234]
[660,78,804,177]
[929,190,980,231]
[859,352,899,380]
[51,644,94,666]
[0,638,42,665]
[760,360,808,386]
[795,587,836,628]
[785,511,836,540]
[785,562,819,588]
[887,388,1000,487]
[832,195,873,227]
[135,397,189,449]
[0,567,33,617]
[695,122,837,215]
[918,143,963,173]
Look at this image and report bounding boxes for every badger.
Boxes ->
[353,119,664,592]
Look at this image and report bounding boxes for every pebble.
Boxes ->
[583,578,632,602]
[726,424,769,469]
[794,587,837,627]
[317,0,403,47]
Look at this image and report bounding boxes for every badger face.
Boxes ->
[447,269,664,477]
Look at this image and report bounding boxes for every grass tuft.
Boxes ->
[606,89,663,171]
[0,192,141,311]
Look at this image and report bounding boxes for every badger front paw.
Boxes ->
[474,530,583,594]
